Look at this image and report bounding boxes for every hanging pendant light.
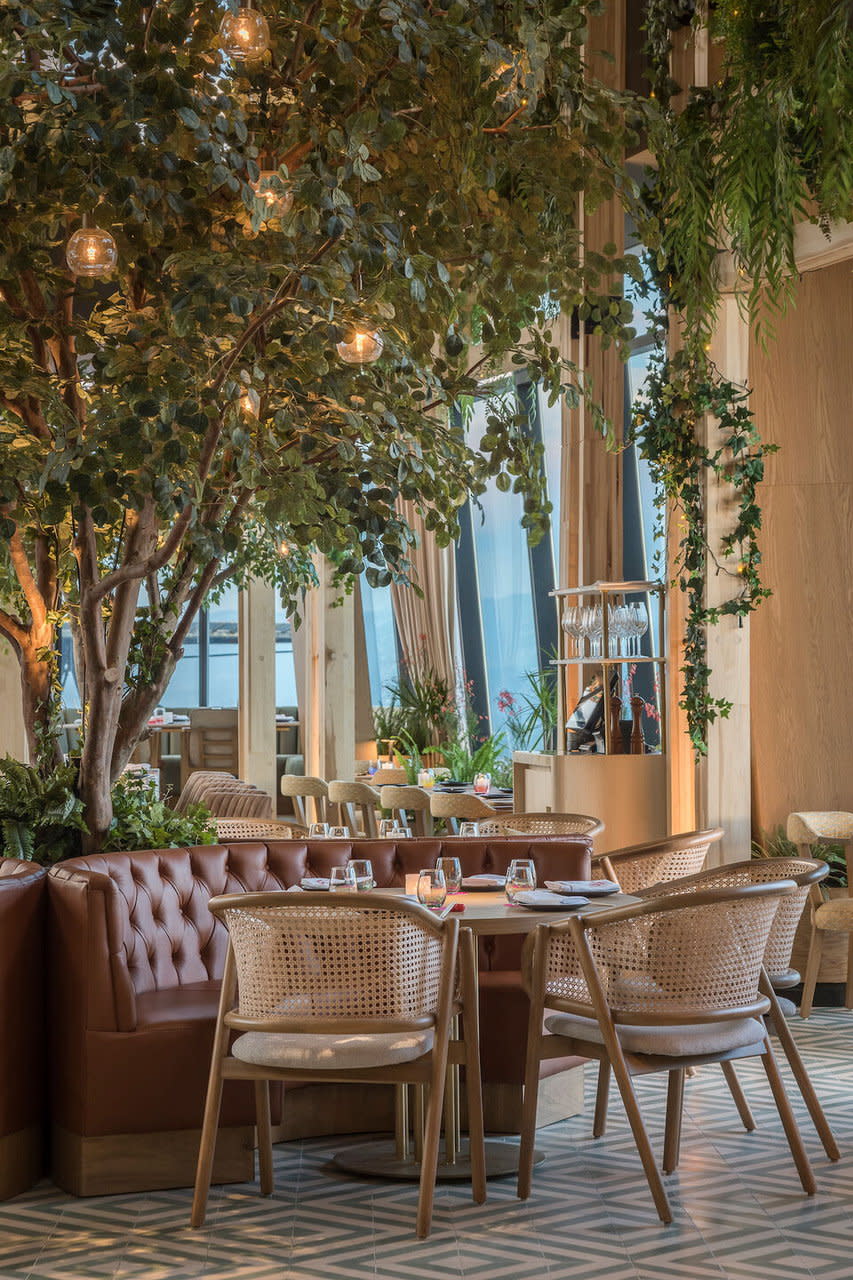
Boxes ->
[250,169,294,221]
[219,2,270,61]
[66,214,118,278]
[336,327,384,365]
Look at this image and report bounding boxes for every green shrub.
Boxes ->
[104,772,216,853]
[752,825,847,888]
[0,757,86,864]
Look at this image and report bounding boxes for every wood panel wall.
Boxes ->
[749,259,853,838]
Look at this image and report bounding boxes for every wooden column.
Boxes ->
[699,293,752,864]
[298,558,357,782]
[237,579,277,800]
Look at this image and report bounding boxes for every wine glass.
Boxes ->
[417,868,447,907]
[308,822,329,838]
[349,859,374,891]
[631,602,649,656]
[505,858,536,903]
[436,856,462,894]
[329,865,357,892]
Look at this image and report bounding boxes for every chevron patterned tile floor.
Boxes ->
[2,1009,853,1280]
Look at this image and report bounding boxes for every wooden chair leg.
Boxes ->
[764,983,840,1160]
[517,940,547,1201]
[191,1061,225,1227]
[460,930,486,1204]
[608,1048,673,1223]
[662,1069,684,1174]
[760,1039,817,1195]
[416,1049,452,1238]
[255,1080,274,1195]
[721,1060,756,1132]
[846,934,853,1010]
[799,927,824,1018]
[593,1061,610,1138]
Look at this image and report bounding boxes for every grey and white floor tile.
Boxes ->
[3,1009,853,1280]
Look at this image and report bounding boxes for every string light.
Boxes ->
[66,215,117,278]
[336,328,384,365]
[219,3,270,61]
[239,387,260,416]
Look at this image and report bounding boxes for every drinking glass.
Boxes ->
[472,772,491,795]
[416,868,447,907]
[505,858,536,902]
[308,822,329,838]
[378,818,398,837]
[328,825,350,839]
[417,768,435,788]
[390,824,412,838]
[436,856,462,894]
[329,865,357,892]
[458,821,480,838]
[349,859,374,891]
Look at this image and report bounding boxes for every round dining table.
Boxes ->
[332,884,635,1183]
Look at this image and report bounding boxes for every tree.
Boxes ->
[0,0,636,848]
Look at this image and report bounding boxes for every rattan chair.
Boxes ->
[380,785,434,837]
[627,857,839,1163]
[279,775,329,827]
[517,881,816,1222]
[429,791,497,834]
[174,770,237,813]
[327,780,381,837]
[592,827,723,893]
[479,812,604,840]
[372,766,409,786]
[787,812,853,1016]
[191,892,485,1239]
[198,785,274,820]
[214,819,308,841]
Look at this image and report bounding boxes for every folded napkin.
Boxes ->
[460,874,506,889]
[544,879,620,896]
[513,890,589,910]
[300,877,329,891]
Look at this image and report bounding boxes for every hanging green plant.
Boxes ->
[630,0,852,752]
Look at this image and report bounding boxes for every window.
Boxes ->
[361,580,399,707]
[455,376,558,738]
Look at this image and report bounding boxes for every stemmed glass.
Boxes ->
[631,602,649,656]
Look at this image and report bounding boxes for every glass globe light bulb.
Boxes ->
[219,6,270,61]
[251,170,294,220]
[66,225,118,278]
[336,329,384,365]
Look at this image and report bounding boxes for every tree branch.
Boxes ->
[0,608,27,649]
[9,529,47,629]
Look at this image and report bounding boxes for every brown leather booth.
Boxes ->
[48,836,590,1194]
[0,858,47,1199]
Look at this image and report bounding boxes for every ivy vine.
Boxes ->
[630,0,851,752]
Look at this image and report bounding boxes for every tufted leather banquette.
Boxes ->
[0,858,47,1199]
[48,835,591,1193]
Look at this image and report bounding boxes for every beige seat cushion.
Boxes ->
[814,898,853,930]
[544,1012,765,1058]
[232,1028,434,1070]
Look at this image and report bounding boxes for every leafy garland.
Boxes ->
[630,0,852,752]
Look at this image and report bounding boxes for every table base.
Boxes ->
[332,1137,544,1182]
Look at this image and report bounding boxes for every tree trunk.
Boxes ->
[19,641,63,771]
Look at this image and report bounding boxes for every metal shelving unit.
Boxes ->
[550,580,667,756]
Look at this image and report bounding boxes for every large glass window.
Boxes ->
[361,581,399,706]
[275,603,298,708]
[205,584,239,706]
[160,612,201,710]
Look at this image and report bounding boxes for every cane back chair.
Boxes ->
[191,892,485,1239]
[623,856,838,1163]
[592,827,723,893]
[518,880,815,1223]
[480,813,604,840]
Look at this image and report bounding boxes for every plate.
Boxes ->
[460,875,506,891]
[300,877,330,891]
[512,890,589,910]
[544,879,620,897]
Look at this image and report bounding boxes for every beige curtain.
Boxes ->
[390,500,458,690]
